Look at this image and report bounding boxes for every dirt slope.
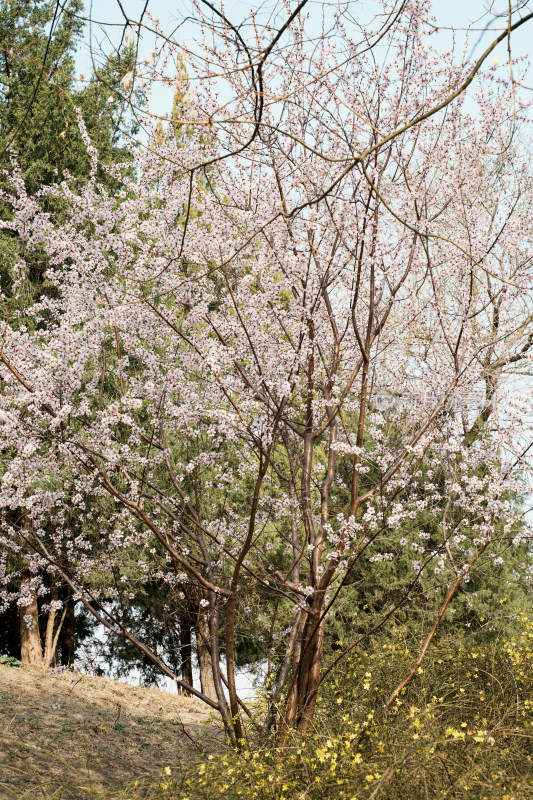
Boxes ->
[0,663,218,798]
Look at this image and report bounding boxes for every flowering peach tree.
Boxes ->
[1,1,533,742]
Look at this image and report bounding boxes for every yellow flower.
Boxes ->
[163,766,172,775]
[445,727,465,740]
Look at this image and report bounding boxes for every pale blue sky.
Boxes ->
[78,0,533,119]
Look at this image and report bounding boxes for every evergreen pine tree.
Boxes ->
[0,0,140,664]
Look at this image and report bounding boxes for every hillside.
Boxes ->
[0,662,217,799]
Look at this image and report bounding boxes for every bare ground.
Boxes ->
[0,663,219,799]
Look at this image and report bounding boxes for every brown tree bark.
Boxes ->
[42,584,68,667]
[294,612,325,730]
[19,579,44,666]
[179,614,193,694]
[280,599,326,731]
[61,590,75,666]
[19,575,68,667]
[195,610,217,702]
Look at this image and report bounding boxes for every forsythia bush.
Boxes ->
[118,616,533,800]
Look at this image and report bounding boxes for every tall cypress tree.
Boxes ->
[0,0,139,663]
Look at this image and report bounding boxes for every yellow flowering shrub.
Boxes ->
[100,615,533,800]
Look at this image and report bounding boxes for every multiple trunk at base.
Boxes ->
[18,576,72,668]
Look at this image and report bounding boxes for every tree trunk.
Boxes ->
[61,590,75,666]
[43,583,58,667]
[281,602,326,731]
[195,610,217,702]
[180,614,193,694]
[42,583,68,668]
[19,580,44,666]
[295,615,325,730]
[19,575,68,668]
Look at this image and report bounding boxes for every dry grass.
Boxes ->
[0,663,219,799]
